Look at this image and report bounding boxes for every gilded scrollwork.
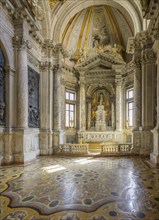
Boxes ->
[50,0,67,8]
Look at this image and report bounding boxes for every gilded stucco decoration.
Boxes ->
[63,6,133,64]
[50,0,67,8]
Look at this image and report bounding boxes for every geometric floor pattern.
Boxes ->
[0,156,159,220]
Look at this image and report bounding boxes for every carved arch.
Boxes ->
[87,84,115,97]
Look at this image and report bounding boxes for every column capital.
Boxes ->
[40,61,53,71]
[61,77,66,86]
[12,36,32,50]
[53,64,62,73]
[142,47,156,64]
[133,49,142,69]
[53,43,68,58]
[115,75,123,86]
[86,96,92,103]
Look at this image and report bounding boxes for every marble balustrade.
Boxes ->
[56,144,89,154]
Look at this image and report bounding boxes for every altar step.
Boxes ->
[88,143,102,153]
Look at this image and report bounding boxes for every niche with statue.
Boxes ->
[91,88,111,131]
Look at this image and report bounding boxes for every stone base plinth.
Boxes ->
[53,131,60,149]
[150,128,159,165]
[40,130,53,155]
[95,122,106,131]
[1,129,40,165]
[140,130,153,155]
[132,130,141,154]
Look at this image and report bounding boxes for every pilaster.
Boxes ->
[52,44,68,148]
[115,74,124,131]
[79,72,86,131]
[132,43,142,154]
[150,36,159,164]
[3,20,40,164]
[13,35,30,128]
[140,40,156,155]
[111,96,115,130]
[39,60,53,155]
[86,96,92,130]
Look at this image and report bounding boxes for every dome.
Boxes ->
[61,5,134,62]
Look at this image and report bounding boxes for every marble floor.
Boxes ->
[0,156,159,220]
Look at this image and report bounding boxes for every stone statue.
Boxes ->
[99,93,104,105]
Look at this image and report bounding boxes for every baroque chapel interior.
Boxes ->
[0,0,159,219]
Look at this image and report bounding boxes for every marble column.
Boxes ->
[140,44,156,155]
[16,38,29,128]
[60,79,66,143]
[133,46,142,154]
[151,38,159,164]
[79,72,86,131]
[12,35,39,164]
[53,64,61,147]
[40,62,53,155]
[115,75,123,131]
[87,97,92,130]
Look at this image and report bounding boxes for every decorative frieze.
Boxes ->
[78,131,125,143]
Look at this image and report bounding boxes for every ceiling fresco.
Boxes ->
[61,5,134,63]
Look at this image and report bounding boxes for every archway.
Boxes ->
[0,48,6,126]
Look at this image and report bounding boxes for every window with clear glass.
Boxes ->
[65,91,76,128]
[126,88,134,127]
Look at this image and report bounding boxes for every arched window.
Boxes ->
[0,48,5,126]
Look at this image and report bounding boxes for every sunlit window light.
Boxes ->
[42,164,66,173]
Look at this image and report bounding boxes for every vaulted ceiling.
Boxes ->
[61,5,134,55]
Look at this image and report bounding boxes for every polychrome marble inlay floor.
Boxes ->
[0,156,159,220]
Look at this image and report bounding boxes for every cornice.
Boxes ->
[1,0,44,46]
[86,71,115,77]
[127,31,154,54]
[75,53,125,70]
[53,43,69,58]
[61,63,74,73]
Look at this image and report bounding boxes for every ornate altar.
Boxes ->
[91,88,111,131]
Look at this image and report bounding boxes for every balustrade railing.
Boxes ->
[101,143,132,154]
[56,143,89,154]
[55,143,133,155]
